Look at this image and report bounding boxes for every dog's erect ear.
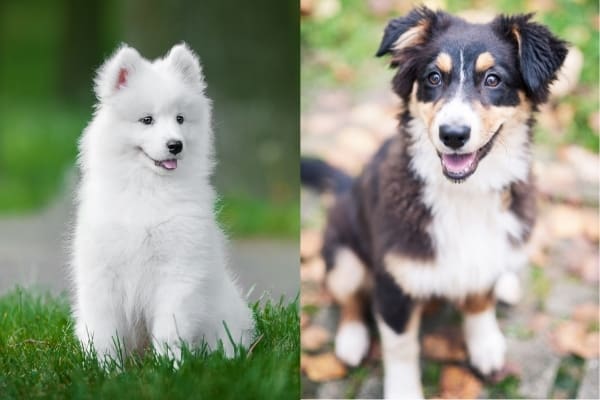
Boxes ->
[493,14,567,103]
[166,43,206,90]
[94,44,142,100]
[375,7,441,58]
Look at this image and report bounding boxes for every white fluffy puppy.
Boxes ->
[71,43,253,362]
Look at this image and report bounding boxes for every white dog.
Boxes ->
[71,43,253,362]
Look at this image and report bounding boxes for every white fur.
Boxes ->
[384,112,530,300]
[335,321,370,367]
[326,247,366,302]
[464,308,507,374]
[377,314,423,400]
[71,43,253,362]
[495,271,522,304]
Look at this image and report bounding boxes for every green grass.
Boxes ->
[218,196,299,238]
[0,102,85,212]
[0,288,299,399]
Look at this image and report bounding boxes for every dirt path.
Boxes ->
[0,192,297,302]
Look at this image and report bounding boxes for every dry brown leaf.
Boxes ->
[439,365,482,399]
[301,229,322,261]
[422,333,467,362]
[301,352,348,382]
[572,303,600,324]
[546,204,586,239]
[300,0,314,16]
[301,257,326,283]
[551,320,599,358]
[301,325,331,351]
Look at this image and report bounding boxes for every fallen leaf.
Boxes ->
[300,0,314,16]
[546,204,586,239]
[551,320,600,358]
[439,365,482,399]
[301,352,348,381]
[301,229,322,261]
[301,325,331,351]
[572,303,600,324]
[422,333,467,362]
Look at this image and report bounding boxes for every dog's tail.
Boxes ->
[301,157,353,194]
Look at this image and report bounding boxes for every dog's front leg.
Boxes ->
[374,274,423,400]
[150,282,202,365]
[460,293,507,375]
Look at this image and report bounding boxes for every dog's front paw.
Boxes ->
[465,314,507,375]
[335,321,370,367]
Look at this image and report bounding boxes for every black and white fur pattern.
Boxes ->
[302,8,566,399]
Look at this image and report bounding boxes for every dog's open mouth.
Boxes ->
[140,149,178,171]
[154,159,178,170]
[438,125,502,182]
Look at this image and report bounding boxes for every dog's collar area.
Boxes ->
[438,124,503,182]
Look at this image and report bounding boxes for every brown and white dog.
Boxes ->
[301,7,567,399]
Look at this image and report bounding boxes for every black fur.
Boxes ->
[373,270,415,334]
[492,14,568,103]
[300,157,353,194]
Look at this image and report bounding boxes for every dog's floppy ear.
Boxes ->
[375,7,441,58]
[166,42,206,91]
[493,14,567,103]
[94,44,142,100]
[376,7,448,100]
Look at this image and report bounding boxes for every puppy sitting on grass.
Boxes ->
[71,43,253,363]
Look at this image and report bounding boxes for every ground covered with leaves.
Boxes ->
[300,0,599,398]
[0,289,300,399]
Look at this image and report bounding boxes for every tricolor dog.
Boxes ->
[302,7,566,398]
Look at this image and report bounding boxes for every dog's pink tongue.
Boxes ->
[160,159,178,170]
[442,153,476,173]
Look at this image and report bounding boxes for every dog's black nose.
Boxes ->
[167,140,183,155]
[439,125,471,150]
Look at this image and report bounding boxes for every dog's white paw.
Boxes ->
[335,321,370,367]
[464,310,507,375]
[494,271,521,305]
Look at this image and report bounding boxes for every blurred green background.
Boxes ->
[301,0,599,153]
[0,0,299,237]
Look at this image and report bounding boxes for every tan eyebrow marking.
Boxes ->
[475,52,495,72]
[435,52,452,73]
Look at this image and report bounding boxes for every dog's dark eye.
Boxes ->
[176,115,184,124]
[484,74,501,88]
[139,116,154,125]
[427,72,442,86]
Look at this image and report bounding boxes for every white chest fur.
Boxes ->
[385,183,527,300]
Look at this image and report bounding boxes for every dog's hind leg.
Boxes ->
[325,247,370,367]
